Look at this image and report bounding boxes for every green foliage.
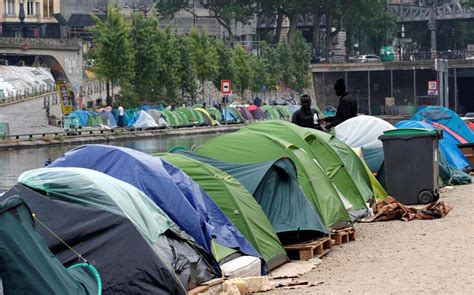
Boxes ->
[212,38,235,90]
[189,29,219,96]
[89,5,134,105]
[129,13,161,102]
[346,0,397,53]
[259,42,281,92]
[176,36,198,101]
[157,28,181,103]
[288,31,311,94]
[230,45,254,96]
[277,42,292,88]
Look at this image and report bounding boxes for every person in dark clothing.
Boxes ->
[292,94,317,128]
[254,96,262,107]
[322,79,357,129]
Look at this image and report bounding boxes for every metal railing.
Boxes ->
[0,83,57,105]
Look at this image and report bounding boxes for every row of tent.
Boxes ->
[1,119,388,294]
[3,106,471,294]
[65,104,295,129]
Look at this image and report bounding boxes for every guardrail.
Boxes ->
[0,83,57,105]
[0,122,244,141]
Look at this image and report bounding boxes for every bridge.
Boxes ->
[0,38,83,91]
[388,0,474,52]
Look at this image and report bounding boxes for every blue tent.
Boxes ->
[412,106,474,142]
[99,111,117,128]
[49,145,260,268]
[67,110,97,127]
[396,120,470,170]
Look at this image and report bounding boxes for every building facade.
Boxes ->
[0,0,61,38]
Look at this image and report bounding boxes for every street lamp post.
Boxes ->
[19,0,26,38]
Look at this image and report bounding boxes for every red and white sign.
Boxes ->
[221,80,231,95]
[428,80,438,96]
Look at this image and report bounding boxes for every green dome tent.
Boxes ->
[208,107,223,122]
[173,150,330,244]
[245,121,373,206]
[161,110,180,126]
[157,153,288,271]
[261,105,281,119]
[0,196,101,295]
[194,130,351,228]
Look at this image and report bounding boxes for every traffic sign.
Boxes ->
[428,80,438,96]
[221,80,231,95]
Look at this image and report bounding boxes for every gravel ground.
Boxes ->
[268,182,474,295]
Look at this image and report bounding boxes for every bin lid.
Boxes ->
[379,128,441,141]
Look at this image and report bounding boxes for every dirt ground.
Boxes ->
[269,183,474,295]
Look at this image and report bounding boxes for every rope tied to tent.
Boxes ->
[32,212,88,264]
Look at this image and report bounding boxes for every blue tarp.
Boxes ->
[412,106,474,142]
[49,145,259,265]
[395,120,470,170]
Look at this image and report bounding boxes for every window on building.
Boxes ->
[5,0,15,16]
[27,0,35,15]
[42,0,54,17]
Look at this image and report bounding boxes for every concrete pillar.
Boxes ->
[428,19,437,53]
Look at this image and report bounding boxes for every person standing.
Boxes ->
[117,103,124,128]
[321,79,357,129]
[254,96,262,107]
[292,94,318,128]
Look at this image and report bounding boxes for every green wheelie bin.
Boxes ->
[379,128,442,205]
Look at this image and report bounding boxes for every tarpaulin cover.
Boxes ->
[1,184,187,294]
[174,151,329,243]
[412,106,474,142]
[0,196,101,295]
[49,145,258,266]
[18,168,218,290]
[395,120,470,170]
[158,153,288,271]
[68,110,100,127]
[194,129,350,228]
[244,121,369,210]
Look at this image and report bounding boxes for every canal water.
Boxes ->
[0,134,218,192]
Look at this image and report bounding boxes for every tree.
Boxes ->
[230,45,254,96]
[157,28,181,102]
[129,13,161,103]
[259,41,281,92]
[188,29,219,101]
[176,35,198,102]
[277,42,292,89]
[156,0,256,45]
[211,38,234,91]
[346,0,396,54]
[90,5,134,106]
[288,31,311,94]
[249,53,268,94]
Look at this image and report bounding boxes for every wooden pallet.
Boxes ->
[332,227,356,245]
[284,237,332,261]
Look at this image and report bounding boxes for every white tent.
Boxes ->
[134,110,159,128]
[334,115,395,149]
[334,115,395,172]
